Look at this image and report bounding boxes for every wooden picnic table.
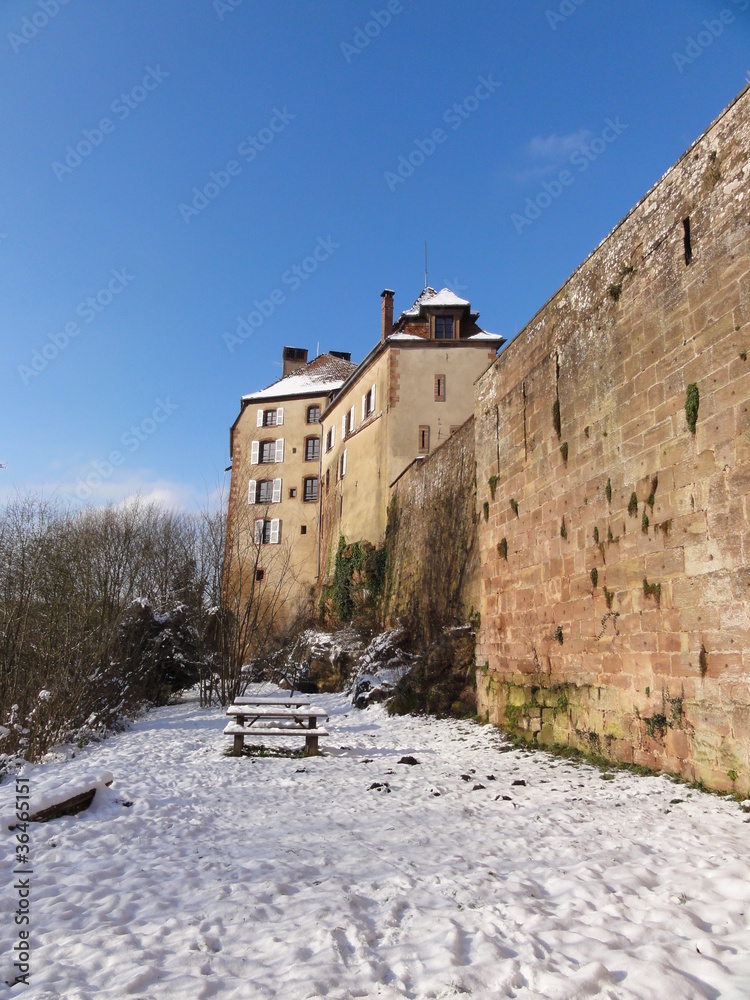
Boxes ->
[224,701,329,756]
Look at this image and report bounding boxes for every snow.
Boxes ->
[2,688,749,999]
[242,355,356,403]
[467,330,503,341]
[400,287,470,318]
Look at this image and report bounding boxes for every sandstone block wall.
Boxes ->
[475,87,750,794]
[385,417,479,635]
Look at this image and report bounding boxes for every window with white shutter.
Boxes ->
[349,405,355,431]
[371,383,376,409]
[270,519,280,544]
[256,410,263,427]
[248,479,257,505]
[251,441,259,465]
[341,448,347,477]
[275,438,284,463]
[361,393,367,421]
[342,414,347,439]
[272,478,282,503]
[276,407,284,426]
[254,519,264,545]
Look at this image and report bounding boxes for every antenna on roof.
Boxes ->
[424,241,428,289]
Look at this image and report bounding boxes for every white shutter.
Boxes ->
[250,441,259,465]
[342,448,347,477]
[350,405,355,430]
[275,438,284,463]
[256,409,263,427]
[276,407,284,426]
[331,425,335,447]
[254,519,263,545]
[248,479,257,505]
[270,518,280,544]
[272,478,282,503]
[362,393,367,420]
[371,383,376,409]
[342,414,347,439]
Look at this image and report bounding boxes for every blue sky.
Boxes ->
[1,0,748,509]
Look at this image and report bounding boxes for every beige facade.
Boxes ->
[228,352,355,626]
[319,288,502,576]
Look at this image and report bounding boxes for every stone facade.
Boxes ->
[384,417,479,634]
[474,86,750,794]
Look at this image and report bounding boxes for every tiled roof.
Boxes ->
[242,353,357,402]
[398,286,471,320]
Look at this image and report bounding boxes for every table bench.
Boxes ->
[224,701,329,756]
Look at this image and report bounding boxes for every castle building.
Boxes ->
[226,288,502,627]
[318,288,503,575]
[227,348,356,626]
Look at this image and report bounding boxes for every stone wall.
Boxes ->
[385,416,479,636]
[474,87,750,794]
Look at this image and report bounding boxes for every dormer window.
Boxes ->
[434,316,454,340]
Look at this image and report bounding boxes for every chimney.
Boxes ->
[282,346,308,377]
[381,289,395,342]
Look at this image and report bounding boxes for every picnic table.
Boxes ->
[224,697,329,756]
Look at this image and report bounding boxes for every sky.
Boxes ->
[1,0,748,510]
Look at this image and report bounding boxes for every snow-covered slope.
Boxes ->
[1,688,749,999]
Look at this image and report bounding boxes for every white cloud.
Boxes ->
[527,128,592,161]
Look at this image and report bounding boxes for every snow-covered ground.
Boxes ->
[2,687,750,999]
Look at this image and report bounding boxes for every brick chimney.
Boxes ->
[381,289,395,342]
[282,346,308,377]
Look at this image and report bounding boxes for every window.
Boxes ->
[307,405,320,423]
[257,407,284,428]
[683,217,692,266]
[305,436,320,461]
[325,426,335,452]
[303,477,319,502]
[342,405,355,439]
[289,487,297,498]
[325,468,330,490]
[300,525,307,535]
[254,518,280,545]
[252,438,284,464]
[362,383,376,419]
[339,449,347,479]
[255,569,264,582]
[434,316,454,340]
[418,425,430,454]
[248,478,281,504]
[434,374,446,402]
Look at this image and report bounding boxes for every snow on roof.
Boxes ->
[242,354,357,402]
[467,330,503,341]
[388,332,425,341]
[399,286,471,319]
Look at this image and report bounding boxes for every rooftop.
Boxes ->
[242,353,357,403]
